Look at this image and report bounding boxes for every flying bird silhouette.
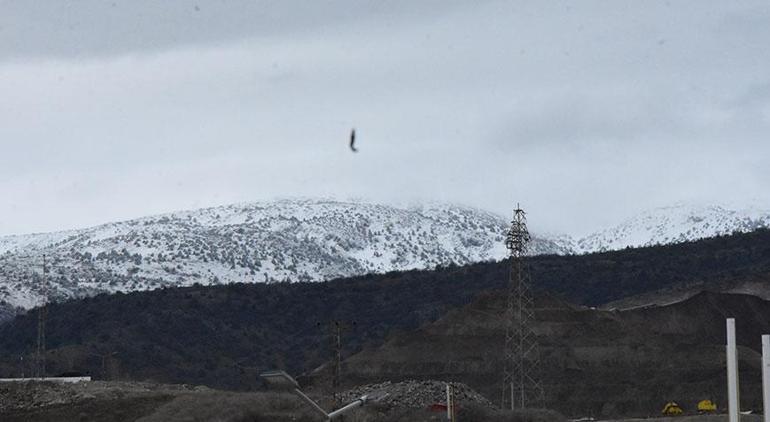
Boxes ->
[349,129,358,152]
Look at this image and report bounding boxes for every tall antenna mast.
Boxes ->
[36,254,48,379]
[501,205,544,410]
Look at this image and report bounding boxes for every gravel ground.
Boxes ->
[596,416,762,422]
[0,380,332,422]
[0,380,205,413]
[339,379,493,410]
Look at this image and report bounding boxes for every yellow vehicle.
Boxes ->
[662,401,684,416]
[698,400,717,413]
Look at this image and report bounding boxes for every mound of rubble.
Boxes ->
[339,380,493,410]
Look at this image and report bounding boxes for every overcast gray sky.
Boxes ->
[1,0,769,237]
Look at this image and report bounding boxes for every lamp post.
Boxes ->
[260,370,387,420]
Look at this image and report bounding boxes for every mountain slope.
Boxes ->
[0,199,570,310]
[1,229,770,393]
[577,203,770,253]
[2,199,770,312]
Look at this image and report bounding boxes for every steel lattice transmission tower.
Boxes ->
[501,206,544,410]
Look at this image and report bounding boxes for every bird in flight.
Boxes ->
[349,128,358,152]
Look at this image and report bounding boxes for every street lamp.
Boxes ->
[260,370,387,420]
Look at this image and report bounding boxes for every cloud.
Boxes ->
[0,0,472,62]
[0,0,769,237]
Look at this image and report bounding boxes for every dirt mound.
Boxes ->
[340,380,492,410]
[340,291,770,418]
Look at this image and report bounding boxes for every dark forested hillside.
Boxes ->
[0,229,769,390]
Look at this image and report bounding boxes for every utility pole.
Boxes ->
[321,320,356,410]
[727,318,739,422]
[762,334,769,422]
[446,383,456,422]
[501,205,544,410]
[331,320,344,408]
[90,351,119,380]
[35,254,48,379]
[334,321,342,404]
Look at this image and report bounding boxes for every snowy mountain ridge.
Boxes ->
[0,199,768,312]
[0,199,528,311]
[575,202,770,253]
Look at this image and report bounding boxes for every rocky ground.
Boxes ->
[598,416,762,422]
[0,380,314,422]
[339,379,493,410]
[0,379,567,422]
[0,380,205,413]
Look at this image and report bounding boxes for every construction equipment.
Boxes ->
[698,399,717,413]
[662,401,684,416]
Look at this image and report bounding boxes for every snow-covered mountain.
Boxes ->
[575,203,770,253]
[0,199,570,311]
[1,199,768,313]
